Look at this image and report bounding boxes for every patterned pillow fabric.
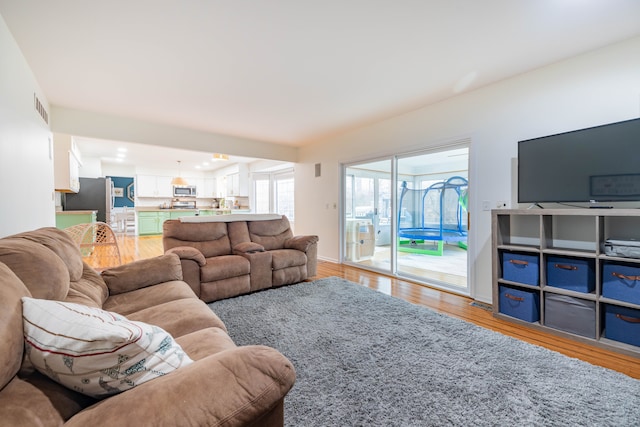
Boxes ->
[21,297,193,398]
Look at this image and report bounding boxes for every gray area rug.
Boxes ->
[209,277,640,426]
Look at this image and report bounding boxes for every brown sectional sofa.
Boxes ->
[163,214,319,302]
[0,227,295,426]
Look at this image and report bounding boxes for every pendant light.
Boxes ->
[171,161,189,186]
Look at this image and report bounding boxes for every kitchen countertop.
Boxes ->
[56,210,98,215]
[135,207,233,212]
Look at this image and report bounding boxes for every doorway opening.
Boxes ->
[343,145,469,293]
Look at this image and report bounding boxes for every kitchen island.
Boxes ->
[55,210,97,229]
[135,207,237,235]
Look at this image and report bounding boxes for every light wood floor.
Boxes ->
[114,234,640,379]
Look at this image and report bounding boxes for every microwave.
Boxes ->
[173,185,197,197]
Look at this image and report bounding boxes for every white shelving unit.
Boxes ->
[492,208,640,357]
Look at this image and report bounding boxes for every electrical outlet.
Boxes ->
[496,201,508,209]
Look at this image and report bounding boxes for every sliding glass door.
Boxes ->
[343,145,469,294]
[396,148,468,290]
[344,160,393,274]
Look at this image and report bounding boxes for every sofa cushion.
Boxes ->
[22,298,193,399]
[0,262,31,390]
[201,255,250,282]
[64,263,109,308]
[0,377,66,427]
[101,253,183,295]
[248,218,294,250]
[102,279,196,315]
[124,297,228,336]
[102,280,197,316]
[12,227,84,282]
[175,327,236,360]
[163,220,232,257]
[271,249,308,270]
[0,239,70,301]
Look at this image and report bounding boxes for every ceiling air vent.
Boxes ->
[34,93,48,124]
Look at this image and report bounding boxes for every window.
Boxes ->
[254,176,270,213]
[252,169,294,222]
[275,174,294,221]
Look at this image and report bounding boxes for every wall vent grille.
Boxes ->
[34,93,48,124]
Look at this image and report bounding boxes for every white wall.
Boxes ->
[296,36,640,303]
[0,15,54,237]
[51,106,299,163]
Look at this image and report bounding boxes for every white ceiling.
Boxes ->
[2,1,640,168]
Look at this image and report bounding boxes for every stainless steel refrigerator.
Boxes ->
[63,177,114,223]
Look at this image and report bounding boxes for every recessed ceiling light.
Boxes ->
[195,165,201,169]
[202,162,210,166]
[117,147,128,152]
[117,153,126,158]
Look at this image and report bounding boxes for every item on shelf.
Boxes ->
[604,304,640,347]
[604,238,640,259]
[544,293,596,339]
[501,251,539,286]
[602,261,640,305]
[546,255,595,293]
[498,285,540,323]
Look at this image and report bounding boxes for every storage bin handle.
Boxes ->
[616,314,640,323]
[612,272,640,281]
[504,293,524,302]
[554,263,577,271]
[509,259,529,266]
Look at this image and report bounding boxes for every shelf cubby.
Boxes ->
[492,208,640,357]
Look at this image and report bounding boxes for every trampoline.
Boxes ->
[398,176,468,256]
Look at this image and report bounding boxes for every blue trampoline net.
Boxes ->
[398,176,468,243]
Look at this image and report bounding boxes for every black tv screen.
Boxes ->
[518,118,640,204]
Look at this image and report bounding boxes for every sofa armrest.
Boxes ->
[284,235,319,252]
[233,241,265,254]
[65,345,296,427]
[101,253,183,295]
[166,246,206,266]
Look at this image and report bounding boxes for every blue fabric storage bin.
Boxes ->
[546,255,595,293]
[544,293,596,338]
[604,304,640,347]
[499,285,540,323]
[502,251,539,286]
[602,262,640,305]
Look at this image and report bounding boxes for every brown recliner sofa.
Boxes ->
[163,214,319,302]
[0,227,295,426]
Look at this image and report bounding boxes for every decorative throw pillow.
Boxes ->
[21,297,193,398]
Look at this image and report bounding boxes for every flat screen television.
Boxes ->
[518,117,640,205]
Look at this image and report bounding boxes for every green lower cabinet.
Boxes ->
[170,210,197,220]
[55,212,97,229]
[138,211,170,235]
[137,212,160,235]
[138,210,195,235]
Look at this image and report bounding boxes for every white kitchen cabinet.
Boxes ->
[202,178,217,197]
[53,133,81,193]
[226,173,240,196]
[189,178,203,197]
[136,175,173,197]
